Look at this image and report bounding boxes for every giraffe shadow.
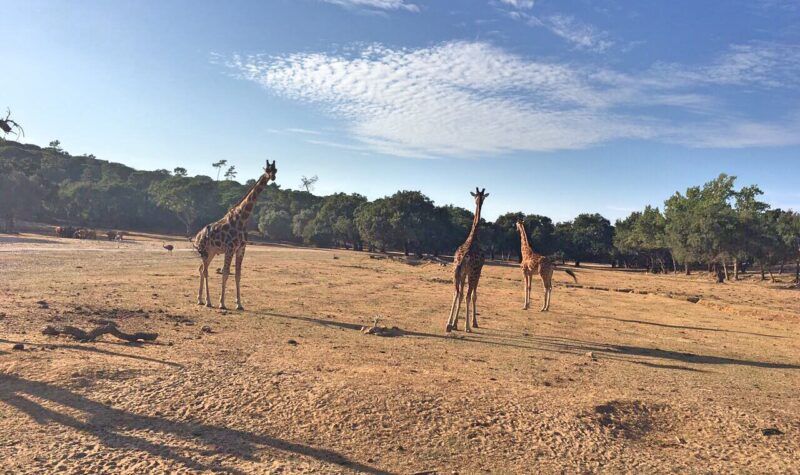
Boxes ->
[261,312,800,371]
[0,373,394,474]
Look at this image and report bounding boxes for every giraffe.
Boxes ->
[193,160,277,310]
[445,187,489,334]
[516,219,577,311]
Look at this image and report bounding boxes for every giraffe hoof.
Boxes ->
[236,305,244,311]
[204,303,213,308]
[219,305,228,311]
[472,322,478,328]
[197,301,204,306]
[465,328,471,333]
[445,324,453,333]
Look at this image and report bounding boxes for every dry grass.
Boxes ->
[1,231,799,473]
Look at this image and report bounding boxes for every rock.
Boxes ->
[761,427,783,436]
[36,300,49,309]
[12,343,24,351]
[201,325,213,333]
[686,296,701,303]
[287,339,299,346]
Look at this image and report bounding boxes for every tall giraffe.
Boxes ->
[516,219,577,311]
[193,160,277,310]
[445,187,488,333]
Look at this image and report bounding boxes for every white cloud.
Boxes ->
[321,0,419,12]
[499,0,534,9]
[225,41,800,158]
[536,14,614,52]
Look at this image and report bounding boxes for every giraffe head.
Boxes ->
[515,218,526,233]
[470,187,489,207]
[263,160,278,181]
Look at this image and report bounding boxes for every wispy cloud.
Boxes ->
[534,14,614,52]
[498,0,534,9]
[224,40,800,158]
[320,0,419,13]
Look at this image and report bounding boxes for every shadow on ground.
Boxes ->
[0,373,393,474]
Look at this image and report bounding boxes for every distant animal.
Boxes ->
[192,159,277,310]
[56,226,76,238]
[107,230,122,241]
[0,108,24,138]
[72,228,96,240]
[516,219,577,311]
[445,187,488,333]
[163,243,174,252]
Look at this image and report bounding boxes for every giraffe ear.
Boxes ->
[484,193,489,198]
[470,191,477,197]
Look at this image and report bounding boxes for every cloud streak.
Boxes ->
[225,41,800,158]
[320,0,419,13]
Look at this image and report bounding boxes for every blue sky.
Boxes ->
[2,0,799,221]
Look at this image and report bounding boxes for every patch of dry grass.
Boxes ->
[1,231,799,473]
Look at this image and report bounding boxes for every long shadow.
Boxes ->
[584,314,787,339]
[0,374,393,474]
[0,236,62,245]
[262,312,800,371]
[0,338,182,368]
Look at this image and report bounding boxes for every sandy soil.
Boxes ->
[1,231,799,474]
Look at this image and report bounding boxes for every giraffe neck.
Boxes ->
[463,200,483,249]
[518,223,535,258]
[225,174,267,225]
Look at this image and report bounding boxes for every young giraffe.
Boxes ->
[193,160,277,310]
[445,188,489,333]
[516,219,577,311]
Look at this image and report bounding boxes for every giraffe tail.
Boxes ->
[563,268,578,283]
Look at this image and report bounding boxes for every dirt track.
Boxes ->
[1,232,799,474]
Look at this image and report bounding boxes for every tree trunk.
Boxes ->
[575,260,581,267]
[796,258,800,283]
[760,263,766,281]
[714,263,725,283]
[733,259,739,280]
[768,267,776,283]
[403,241,409,256]
[778,260,785,275]
[722,259,729,281]
[684,262,690,275]
[672,256,677,273]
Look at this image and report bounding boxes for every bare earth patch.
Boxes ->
[1,232,799,473]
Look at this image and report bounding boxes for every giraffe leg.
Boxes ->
[197,262,206,305]
[203,259,212,308]
[540,269,552,312]
[219,250,233,310]
[464,286,474,333]
[471,287,479,328]
[522,272,529,310]
[446,289,458,332]
[234,248,245,311]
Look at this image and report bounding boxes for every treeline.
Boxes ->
[1,139,798,281]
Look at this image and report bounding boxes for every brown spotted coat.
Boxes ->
[194,160,277,310]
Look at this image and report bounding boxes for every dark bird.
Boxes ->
[163,243,174,252]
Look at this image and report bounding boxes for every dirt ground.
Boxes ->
[1,231,799,474]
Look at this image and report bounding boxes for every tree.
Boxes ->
[614,206,669,272]
[567,214,614,266]
[493,212,525,261]
[258,209,293,241]
[212,160,228,181]
[355,199,394,252]
[300,175,318,192]
[173,167,188,177]
[0,109,24,138]
[48,140,63,153]
[149,176,221,234]
[311,193,368,249]
[0,171,43,232]
[523,214,556,256]
[224,166,237,181]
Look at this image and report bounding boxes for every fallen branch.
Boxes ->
[42,322,158,342]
